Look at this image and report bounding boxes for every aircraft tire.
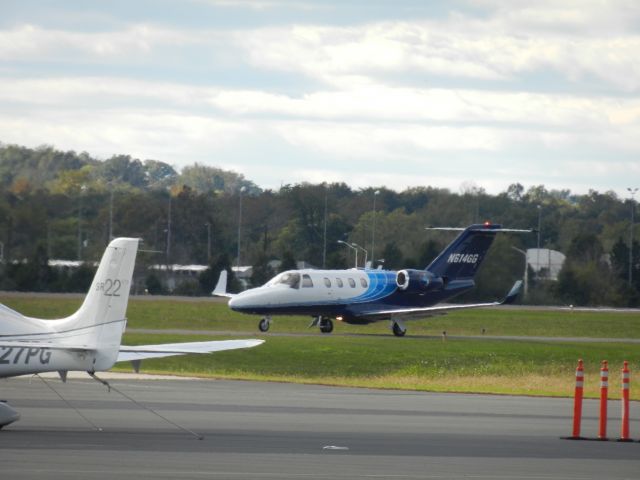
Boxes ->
[392,322,406,337]
[319,318,334,334]
[258,318,270,332]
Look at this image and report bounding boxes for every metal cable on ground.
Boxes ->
[35,374,102,431]
[87,372,203,440]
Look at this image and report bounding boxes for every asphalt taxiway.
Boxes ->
[1,377,639,479]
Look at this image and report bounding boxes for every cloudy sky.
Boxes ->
[1,0,639,196]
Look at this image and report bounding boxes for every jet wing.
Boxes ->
[117,339,264,362]
[358,281,523,320]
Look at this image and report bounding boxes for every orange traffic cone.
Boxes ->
[598,360,609,440]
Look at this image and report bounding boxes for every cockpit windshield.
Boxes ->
[266,271,301,289]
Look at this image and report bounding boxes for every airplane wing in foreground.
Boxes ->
[359,281,523,320]
[117,339,264,362]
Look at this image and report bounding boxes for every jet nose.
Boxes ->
[228,291,255,311]
[228,289,268,313]
[228,295,242,311]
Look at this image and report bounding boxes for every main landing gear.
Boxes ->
[391,319,407,337]
[309,316,334,334]
[258,316,271,332]
[319,317,334,334]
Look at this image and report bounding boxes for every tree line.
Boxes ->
[0,143,638,306]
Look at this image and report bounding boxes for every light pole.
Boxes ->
[511,246,528,299]
[322,186,328,268]
[205,222,211,263]
[371,190,379,267]
[236,186,246,269]
[337,240,358,268]
[628,187,638,286]
[77,184,86,260]
[108,184,114,241]
[536,204,541,279]
[352,242,368,268]
[166,191,172,265]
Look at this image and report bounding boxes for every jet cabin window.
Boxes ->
[302,274,313,288]
[324,277,331,288]
[336,278,344,288]
[348,278,356,288]
[360,277,368,288]
[268,271,301,289]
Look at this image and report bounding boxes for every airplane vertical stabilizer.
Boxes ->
[50,237,139,370]
[425,224,499,280]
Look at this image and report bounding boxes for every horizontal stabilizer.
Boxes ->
[426,226,533,233]
[0,340,94,352]
[117,339,264,362]
[501,280,523,305]
[0,303,27,322]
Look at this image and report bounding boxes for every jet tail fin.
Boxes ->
[425,224,531,281]
[425,224,501,280]
[212,270,235,298]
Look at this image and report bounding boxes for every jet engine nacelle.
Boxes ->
[396,269,444,293]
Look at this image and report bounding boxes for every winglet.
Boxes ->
[212,270,235,298]
[500,280,523,305]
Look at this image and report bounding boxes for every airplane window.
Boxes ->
[302,274,313,287]
[267,271,300,289]
[360,277,368,288]
[348,278,356,288]
[336,278,344,288]
[324,277,331,288]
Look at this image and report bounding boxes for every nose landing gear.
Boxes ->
[258,316,271,332]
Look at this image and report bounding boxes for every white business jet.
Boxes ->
[0,237,263,428]
[215,223,527,336]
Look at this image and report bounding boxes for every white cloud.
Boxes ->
[0,23,213,61]
[1,75,639,169]
[0,107,250,164]
[470,0,640,35]
[192,0,323,9]
[210,85,640,130]
[3,5,639,92]
[6,76,639,130]
[236,11,640,92]
[1,1,639,197]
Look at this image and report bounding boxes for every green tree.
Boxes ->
[144,159,177,189]
[381,242,403,270]
[97,155,147,188]
[145,273,166,295]
[279,250,297,272]
[251,252,274,287]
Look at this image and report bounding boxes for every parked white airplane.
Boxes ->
[0,237,263,428]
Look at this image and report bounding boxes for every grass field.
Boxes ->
[3,294,640,338]
[1,293,639,399]
[118,333,640,399]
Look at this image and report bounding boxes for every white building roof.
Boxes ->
[526,248,566,280]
